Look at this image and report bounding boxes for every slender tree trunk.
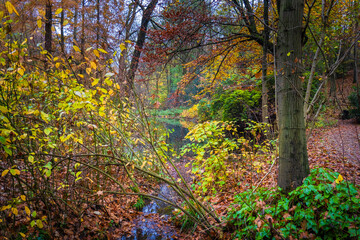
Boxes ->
[60,0,65,50]
[127,0,158,92]
[118,3,137,86]
[261,0,269,124]
[304,38,323,123]
[81,0,85,55]
[74,0,78,42]
[277,0,309,192]
[45,1,52,54]
[96,0,100,47]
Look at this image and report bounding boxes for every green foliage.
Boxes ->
[181,121,239,194]
[197,89,261,126]
[348,87,360,122]
[133,196,145,211]
[314,112,338,128]
[172,201,200,233]
[227,168,360,239]
[197,99,211,122]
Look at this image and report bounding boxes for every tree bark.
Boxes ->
[60,0,65,50]
[74,0,78,42]
[304,38,323,124]
[261,0,269,124]
[45,1,52,54]
[277,0,309,192]
[127,0,158,92]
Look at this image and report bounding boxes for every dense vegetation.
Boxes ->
[0,0,359,239]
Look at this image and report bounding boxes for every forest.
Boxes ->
[0,0,359,239]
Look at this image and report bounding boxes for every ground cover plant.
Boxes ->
[227,168,360,239]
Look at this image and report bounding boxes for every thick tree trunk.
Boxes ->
[277,0,309,192]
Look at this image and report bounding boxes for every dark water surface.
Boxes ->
[121,120,189,240]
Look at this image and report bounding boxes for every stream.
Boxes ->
[121,120,190,240]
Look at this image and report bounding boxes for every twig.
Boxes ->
[252,157,278,193]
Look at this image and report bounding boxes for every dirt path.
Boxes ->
[308,119,360,185]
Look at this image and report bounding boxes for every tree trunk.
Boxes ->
[74,0,78,42]
[127,0,158,92]
[261,0,269,124]
[45,1,52,54]
[304,38,323,124]
[277,0,309,192]
[60,0,65,50]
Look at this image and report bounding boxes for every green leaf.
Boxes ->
[28,155,34,163]
[40,111,49,123]
[44,128,52,135]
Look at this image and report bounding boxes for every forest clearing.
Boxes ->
[0,0,359,239]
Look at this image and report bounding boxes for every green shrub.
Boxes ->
[197,89,261,128]
[227,168,360,239]
[181,121,239,194]
[348,87,360,122]
[198,98,212,122]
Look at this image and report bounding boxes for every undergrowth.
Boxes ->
[227,168,360,239]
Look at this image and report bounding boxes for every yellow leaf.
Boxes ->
[90,61,97,70]
[73,45,81,52]
[5,1,19,16]
[120,43,126,51]
[28,155,34,163]
[86,68,91,75]
[55,8,63,15]
[1,205,10,211]
[91,78,99,86]
[63,20,68,26]
[20,232,26,237]
[36,219,43,229]
[20,195,26,201]
[93,49,100,58]
[25,206,30,216]
[37,18,42,29]
[0,106,8,113]
[40,111,49,123]
[1,169,9,177]
[12,207,18,216]
[10,169,20,176]
[78,74,84,78]
[98,48,108,54]
[335,174,344,184]
[18,68,24,76]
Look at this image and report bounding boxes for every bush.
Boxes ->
[227,168,360,239]
[348,87,360,122]
[197,89,261,129]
